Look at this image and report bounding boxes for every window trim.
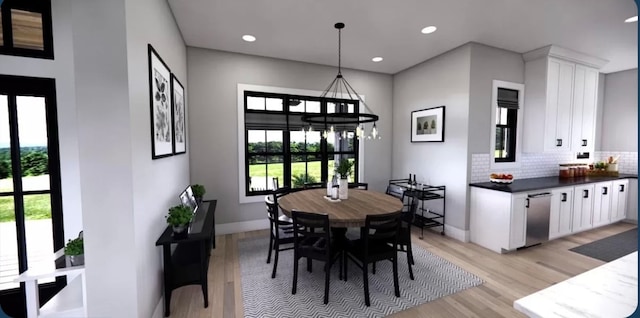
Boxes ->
[237,84,365,204]
[490,80,524,169]
[0,0,54,59]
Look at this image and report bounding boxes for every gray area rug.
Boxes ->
[570,228,638,262]
[238,237,483,318]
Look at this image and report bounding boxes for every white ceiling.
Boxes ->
[168,0,637,74]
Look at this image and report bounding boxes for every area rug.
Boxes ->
[238,237,483,318]
[569,228,638,262]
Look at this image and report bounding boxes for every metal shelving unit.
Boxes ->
[389,179,446,239]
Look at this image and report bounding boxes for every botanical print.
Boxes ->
[174,90,185,143]
[154,70,171,143]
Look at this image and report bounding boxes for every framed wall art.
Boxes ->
[411,106,445,142]
[171,74,186,155]
[148,44,173,159]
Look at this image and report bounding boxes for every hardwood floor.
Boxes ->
[166,222,636,318]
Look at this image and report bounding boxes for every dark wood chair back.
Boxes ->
[292,211,331,259]
[348,182,369,190]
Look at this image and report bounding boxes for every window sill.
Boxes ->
[490,160,521,170]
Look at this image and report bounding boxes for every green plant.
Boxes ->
[292,173,318,188]
[335,159,354,179]
[64,237,84,256]
[192,184,206,198]
[166,205,193,226]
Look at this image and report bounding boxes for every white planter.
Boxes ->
[339,179,348,199]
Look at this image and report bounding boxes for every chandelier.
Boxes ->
[301,22,381,140]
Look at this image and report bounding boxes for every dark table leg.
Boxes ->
[331,227,348,280]
[162,245,172,317]
[201,240,209,308]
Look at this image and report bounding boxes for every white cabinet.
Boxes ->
[626,179,638,222]
[549,187,574,239]
[611,179,629,222]
[572,184,595,232]
[523,49,602,154]
[510,193,528,249]
[593,181,613,227]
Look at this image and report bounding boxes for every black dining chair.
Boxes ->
[344,212,401,306]
[291,210,342,304]
[265,189,295,278]
[348,182,369,190]
[303,182,325,189]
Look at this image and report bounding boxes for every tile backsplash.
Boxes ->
[471,151,638,183]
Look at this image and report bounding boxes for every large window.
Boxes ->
[244,91,359,196]
[0,0,54,59]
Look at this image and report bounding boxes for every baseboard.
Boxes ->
[443,224,470,242]
[152,298,162,318]
[622,219,638,225]
[215,219,269,235]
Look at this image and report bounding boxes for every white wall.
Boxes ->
[124,0,189,316]
[601,68,638,152]
[187,48,393,225]
[0,0,83,242]
[391,44,471,233]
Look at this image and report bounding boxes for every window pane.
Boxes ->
[306,131,321,152]
[247,130,265,153]
[0,96,13,193]
[495,127,511,159]
[327,102,336,114]
[0,196,19,290]
[17,97,49,191]
[24,194,55,284]
[248,160,266,192]
[348,103,355,113]
[306,101,320,113]
[11,9,44,50]
[289,99,304,112]
[496,107,508,125]
[265,98,283,111]
[267,156,283,190]
[247,96,265,110]
[290,131,305,152]
[266,131,282,153]
[328,130,355,152]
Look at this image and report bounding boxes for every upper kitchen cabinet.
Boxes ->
[522,45,607,154]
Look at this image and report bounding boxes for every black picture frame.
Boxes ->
[171,74,186,155]
[148,44,173,159]
[411,106,445,142]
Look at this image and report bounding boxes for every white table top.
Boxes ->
[514,251,638,318]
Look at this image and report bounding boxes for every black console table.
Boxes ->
[389,180,446,239]
[155,200,216,317]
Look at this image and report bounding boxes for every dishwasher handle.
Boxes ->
[527,192,552,198]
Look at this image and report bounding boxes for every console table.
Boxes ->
[389,179,446,238]
[155,200,216,317]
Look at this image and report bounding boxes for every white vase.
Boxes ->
[339,178,348,199]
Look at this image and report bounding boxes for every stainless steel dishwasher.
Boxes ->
[524,192,552,247]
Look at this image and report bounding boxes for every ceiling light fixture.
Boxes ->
[301,22,380,140]
[625,16,638,23]
[372,56,383,62]
[242,35,256,42]
[421,26,437,34]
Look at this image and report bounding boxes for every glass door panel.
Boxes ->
[0,95,13,193]
[0,196,19,291]
[23,194,54,284]
[17,96,49,192]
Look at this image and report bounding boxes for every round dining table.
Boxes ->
[278,188,404,228]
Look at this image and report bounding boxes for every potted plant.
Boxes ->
[65,236,84,266]
[192,184,206,204]
[166,204,193,237]
[335,159,354,199]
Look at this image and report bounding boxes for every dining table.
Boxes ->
[278,188,404,228]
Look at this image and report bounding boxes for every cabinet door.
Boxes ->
[509,194,528,249]
[550,187,574,239]
[571,65,598,151]
[611,179,629,222]
[545,58,574,151]
[593,181,613,227]
[572,184,595,232]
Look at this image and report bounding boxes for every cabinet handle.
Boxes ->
[556,139,563,147]
[583,189,589,198]
[620,184,625,192]
[602,187,608,195]
[561,193,567,202]
[582,139,587,147]
[525,198,530,208]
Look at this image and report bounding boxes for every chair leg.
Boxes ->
[363,263,371,307]
[407,236,415,265]
[292,256,298,295]
[407,251,414,280]
[324,262,330,304]
[307,258,312,273]
[392,257,400,297]
[372,262,376,274]
[271,242,279,278]
[267,234,273,264]
[344,254,348,282]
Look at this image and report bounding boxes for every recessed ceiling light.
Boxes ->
[242,35,256,42]
[625,16,638,23]
[421,26,437,34]
[372,57,383,62]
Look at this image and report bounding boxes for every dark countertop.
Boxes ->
[469,174,637,193]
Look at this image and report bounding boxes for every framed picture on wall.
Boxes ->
[171,74,186,155]
[148,44,173,159]
[411,106,445,142]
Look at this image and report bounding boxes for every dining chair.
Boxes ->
[291,210,342,304]
[303,182,325,189]
[348,182,369,190]
[344,212,401,306]
[265,190,295,279]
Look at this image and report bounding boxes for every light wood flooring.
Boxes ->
[166,222,637,318]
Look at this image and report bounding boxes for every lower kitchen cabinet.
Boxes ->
[549,187,574,239]
[510,193,528,249]
[572,183,595,232]
[611,179,629,222]
[593,181,613,227]
[627,179,638,222]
